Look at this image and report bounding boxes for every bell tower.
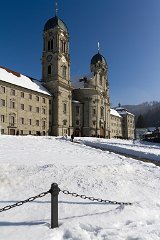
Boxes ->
[42,6,73,136]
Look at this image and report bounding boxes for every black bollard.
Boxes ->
[50,183,59,229]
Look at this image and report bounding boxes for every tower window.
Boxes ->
[100,75,103,85]
[62,66,67,79]
[48,38,54,51]
[63,103,67,113]
[48,65,52,75]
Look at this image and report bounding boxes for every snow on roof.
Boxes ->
[110,108,122,118]
[116,107,134,116]
[0,66,51,96]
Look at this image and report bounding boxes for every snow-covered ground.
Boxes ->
[0,135,160,240]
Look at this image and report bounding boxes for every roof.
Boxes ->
[0,66,51,96]
[44,16,68,33]
[91,52,107,65]
[110,109,122,118]
[116,107,135,117]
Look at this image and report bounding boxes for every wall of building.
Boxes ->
[0,81,51,135]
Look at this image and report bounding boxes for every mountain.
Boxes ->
[122,101,160,127]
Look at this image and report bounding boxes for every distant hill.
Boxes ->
[122,101,160,128]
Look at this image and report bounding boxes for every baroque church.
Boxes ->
[0,9,135,139]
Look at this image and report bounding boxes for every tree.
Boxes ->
[136,114,146,128]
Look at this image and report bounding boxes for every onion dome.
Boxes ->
[91,52,107,66]
[44,16,68,33]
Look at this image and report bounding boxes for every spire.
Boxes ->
[98,42,100,53]
[55,0,58,16]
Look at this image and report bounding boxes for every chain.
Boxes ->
[0,190,50,213]
[60,189,132,206]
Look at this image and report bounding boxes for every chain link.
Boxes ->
[60,189,132,206]
[0,190,50,213]
[0,186,132,213]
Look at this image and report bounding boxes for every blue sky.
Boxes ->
[0,0,160,106]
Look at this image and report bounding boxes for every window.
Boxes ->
[21,92,24,98]
[1,86,5,93]
[76,120,79,125]
[1,129,4,134]
[0,99,5,107]
[1,115,5,122]
[21,104,24,110]
[76,106,80,115]
[36,107,39,113]
[20,130,23,135]
[63,119,67,125]
[42,108,46,114]
[9,116,15,126]
[36,96,39,101]
[42,98,46,103]
[93,121,96,126]
[92,108,96,116]
[10,101,15,109]
[62,66,67,79]
[20,118,24,124]
[29,105,32,111]
[48,38,54,50]
[29,94,32,100]
[101,107,104,117]
[63,103,67,113]
[29,119,32,125]
[11,89,15,95]
[42,121,46,129]
[100,75,103,85]
[36,120,39,126]
[48,65,51,74]
[29,131,31,135]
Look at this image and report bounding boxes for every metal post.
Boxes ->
[50,183,59,229]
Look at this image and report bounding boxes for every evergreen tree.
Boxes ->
[136,114,146,128]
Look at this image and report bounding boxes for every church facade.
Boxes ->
[0,12,135,139]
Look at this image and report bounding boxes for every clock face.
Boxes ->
[61,56,66,63]
[47,55,52,62]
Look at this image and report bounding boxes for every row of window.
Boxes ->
[0,86,47,102]
[46,37,67,53]
[0,99,47,113]
[47,65,67,79]
[0,115,46,127]
[0,129,46,136]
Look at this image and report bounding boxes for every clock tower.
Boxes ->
[42,12,73,136]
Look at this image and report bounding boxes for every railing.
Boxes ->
[0,183,132,229]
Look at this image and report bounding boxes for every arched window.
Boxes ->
[48,38,54,51]
[48,65,51,75]
[62,66,67,79]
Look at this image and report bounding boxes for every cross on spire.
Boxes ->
[55,0,58,16]
[98,42,100,53]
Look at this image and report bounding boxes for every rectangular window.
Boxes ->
[21,92,24,98]
[20,130,23,135]
[29,94,32,100]
[63,103,67,114]
[1,129,4,134]
[42,108,46,114]
[36,120,39,126]
[9,116,15,126]
[36,96,39,101]
[29,105,32,111]
[20,118,24,124]
[101,108,104,117]
[42,98,46,103]
[21,104,24,110]
[1,86,5,93]
[29,119,32,125]
[10,101,15,109]
[0,99,5,107]
[92,108,96,116]
[36,107,39,113]
[76,106,80,115]
[11,89,15,95]
[1,115,5,122]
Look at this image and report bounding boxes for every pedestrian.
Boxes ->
[71,133,74,142]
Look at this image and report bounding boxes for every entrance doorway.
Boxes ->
[10,129,15,135]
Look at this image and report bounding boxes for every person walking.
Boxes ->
[71,133,74,142]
